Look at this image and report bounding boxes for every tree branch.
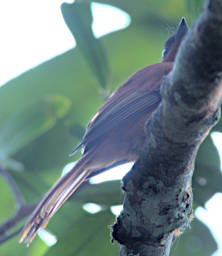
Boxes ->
[112,0,222,255]
[0,165,38,243]
[0,203,37,236]
[0,166,25,210]
[0,227,22,245]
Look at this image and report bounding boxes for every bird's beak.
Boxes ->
[175,17,189,41]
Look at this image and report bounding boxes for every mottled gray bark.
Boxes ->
[112,0,222,255]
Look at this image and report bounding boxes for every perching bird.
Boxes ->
[19,18,188,246]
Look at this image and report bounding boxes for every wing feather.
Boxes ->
[71,62,173,154]
[83,88,161,147]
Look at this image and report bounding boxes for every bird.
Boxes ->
[19,17,188,246]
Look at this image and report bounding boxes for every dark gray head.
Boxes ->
[162,17,189,62]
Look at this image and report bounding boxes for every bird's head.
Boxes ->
[162,17,189,62]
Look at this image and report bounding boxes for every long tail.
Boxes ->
[18,154,92,246]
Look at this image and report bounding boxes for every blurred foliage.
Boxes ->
[61,2,110,92]
[0,0,220,255]
[171,218,217,256]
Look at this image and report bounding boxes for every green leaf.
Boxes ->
[0,95,71,157]
[45,203,118,256]
[88,0,187,24]
[171,218,217,256]
[185,0,204,22]
[193,135,222,206]
[74,180,123,205]
[0,157,24,172]
[10,169,55,203]
[0,177,15,222]
[0,234,48,256]
[61,2,110,91]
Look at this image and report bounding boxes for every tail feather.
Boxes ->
[18,154,92,246]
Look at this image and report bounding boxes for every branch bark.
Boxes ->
[112,0,222,255]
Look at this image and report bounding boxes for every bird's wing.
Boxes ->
[70,88,160,155]
[71,62,173,155]
[83,88,161,143]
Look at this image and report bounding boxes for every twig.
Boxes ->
[0,203,37,237]
[0,165,25,209]
[0,227,23,245]
[0,204,37,235]
[0,164,38,243]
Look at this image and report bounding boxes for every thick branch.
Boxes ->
[113,0,222,255]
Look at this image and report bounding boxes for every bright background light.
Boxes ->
[38,229,57,247]
[1,1,222,255]
[0,0,74,86]
[91,2,130,38]
[196,193,222,256]
[0,0,130,86]
[90,162,133,184]
[82,202,102,214]
[110,205,123,216]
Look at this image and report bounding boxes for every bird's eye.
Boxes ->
[162,48,167,57]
